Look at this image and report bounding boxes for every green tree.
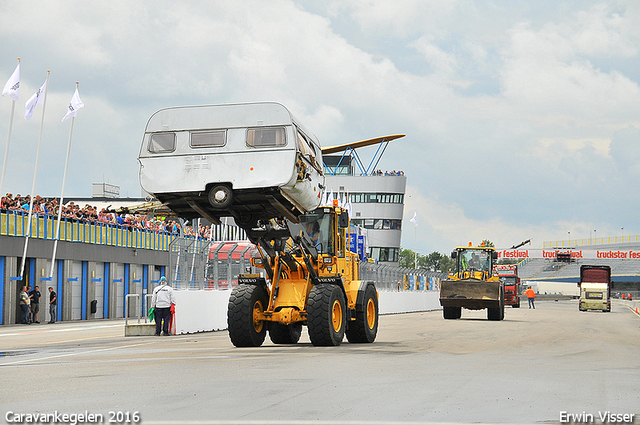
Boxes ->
[439,255,456,273]
[399,248,418,268]
[423,251,443,271]
[482,239,494,248]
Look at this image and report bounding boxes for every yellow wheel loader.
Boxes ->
[439,243,504,321]
[227,204,379,347]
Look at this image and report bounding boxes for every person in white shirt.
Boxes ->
[152,276,176,336]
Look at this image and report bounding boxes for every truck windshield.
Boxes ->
[299,209,334,255]
[459,249,491,272]
[501,276,517,285]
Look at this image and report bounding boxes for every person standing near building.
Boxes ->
[29,285,41,323]
[524,286,536,309]
[152,276,176,336]
[48,287,57,323]
[19,286,30,324]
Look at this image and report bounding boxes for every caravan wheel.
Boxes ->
[208,185,233,209]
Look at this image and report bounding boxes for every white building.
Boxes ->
[324,154,406,266]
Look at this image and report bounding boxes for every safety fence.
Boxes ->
[198,240,446,292]
[169,237,212,290]
[360,262,446,292]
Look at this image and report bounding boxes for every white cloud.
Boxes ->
[1,0,640,252]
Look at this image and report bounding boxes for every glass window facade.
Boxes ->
[369,247,400,263]
[346,193,404,204]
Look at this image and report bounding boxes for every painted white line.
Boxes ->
[0,323,123,337]
[0,340,154,366]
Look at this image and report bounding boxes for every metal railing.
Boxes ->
[543,235,640,249]
[124,294,141,325]
[1,209,248,251]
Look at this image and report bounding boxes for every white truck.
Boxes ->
[578,265,612,312]
[138,102,325,227]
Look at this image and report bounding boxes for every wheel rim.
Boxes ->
[253,300,264,333]
[213,188,229,204]
[332,299,342,332]
[366,298,376,329]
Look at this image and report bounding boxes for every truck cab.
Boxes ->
[496,264,521,308]
[578,265,612,312]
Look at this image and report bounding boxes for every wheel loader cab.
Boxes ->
[458,249,491,273]
[450,247,498,279]
[298,209,334,256]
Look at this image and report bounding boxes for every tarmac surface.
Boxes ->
[1,300,639,425]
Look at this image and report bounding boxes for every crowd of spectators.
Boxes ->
[373,170,404,176]
[0,193,214,239]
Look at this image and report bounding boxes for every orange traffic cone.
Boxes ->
[635,307,639,315]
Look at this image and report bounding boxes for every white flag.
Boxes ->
[410,212,418,227]
[61,87,84,122]
[2,63,20,101]
[25,78,47,120]
[345,191,353,217]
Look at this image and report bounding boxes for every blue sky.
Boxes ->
[1,0,639,254]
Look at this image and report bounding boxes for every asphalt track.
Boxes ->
[1,300,639,425]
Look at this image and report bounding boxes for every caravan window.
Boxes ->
[148,133,176,153]
[246,127,286,148]
[191,130,226,148]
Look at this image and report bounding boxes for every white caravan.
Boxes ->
[138,102,325,226]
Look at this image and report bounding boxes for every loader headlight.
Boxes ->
[323,257,332,264]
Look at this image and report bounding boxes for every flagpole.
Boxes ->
[50,82,84,278]
[0,99,16,207]
[414,224,417,269]
[19,70,50,279]
[0,58,20,208]
[50,116,76,278]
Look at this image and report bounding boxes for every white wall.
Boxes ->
[173,289,441,335]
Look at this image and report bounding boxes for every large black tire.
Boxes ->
[443,306,462,319]
[488,287,505,321]
[227,284,268,347]
[346,284,379,343]
[307,284,346,346]
[208,184,233,209]
[269,322,302,344]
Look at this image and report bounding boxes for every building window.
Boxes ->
[351,219,401,230]
[346,192,404,204]
[369,247,399,262]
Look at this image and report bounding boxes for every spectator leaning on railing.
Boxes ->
[1,192,213,239]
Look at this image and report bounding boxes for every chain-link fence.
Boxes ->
[204,241,259,290]
[178,239,446,291]
[359,262,447,291]
[169,237,212,290]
